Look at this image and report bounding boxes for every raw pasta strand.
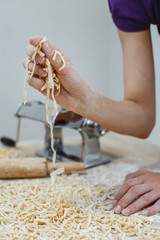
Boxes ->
[52,50,66,71]
[24,60,31,105]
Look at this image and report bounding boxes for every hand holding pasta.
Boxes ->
[23,36,91,113]
[113,170,160,216]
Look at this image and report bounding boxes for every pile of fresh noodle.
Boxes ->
[0,172,159,239]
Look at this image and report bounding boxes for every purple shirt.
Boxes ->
[108,0,160,34]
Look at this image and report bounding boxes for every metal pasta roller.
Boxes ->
[1,101,111,168]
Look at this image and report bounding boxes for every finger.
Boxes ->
[141,199,160,216]
[113,169,148,207]
[114,184,151,214]
[23,58,47,78]
[30,36,69,73]
[125,169,148,180]
[30,36,43,46]
[27,76,62,102]
[113,176,143,207]
[121,191,160,216]
[27,76,45,92]
[26,44,45,64]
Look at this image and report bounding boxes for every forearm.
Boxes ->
[77,29,155,138]
[76,88,154,138]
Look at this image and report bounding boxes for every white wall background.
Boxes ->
[0,0,160,145]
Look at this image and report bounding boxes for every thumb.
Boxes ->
[30,36,68,72]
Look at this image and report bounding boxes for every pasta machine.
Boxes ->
[1,101,111,168]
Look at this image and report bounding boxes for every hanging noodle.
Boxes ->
[24,60,31,105]
[24,37,66,167]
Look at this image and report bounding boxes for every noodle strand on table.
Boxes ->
[0,175,160,239]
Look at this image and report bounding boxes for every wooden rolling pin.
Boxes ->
[0,158,85,179]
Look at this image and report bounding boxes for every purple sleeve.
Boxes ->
[108,0,150,32]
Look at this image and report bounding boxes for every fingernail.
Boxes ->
[141,210,149,216]
[39,68,47,77]
[44,41,52,55]
[113,200,118,207]
[122,208,130,216]
[114,205,121,214]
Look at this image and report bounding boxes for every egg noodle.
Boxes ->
[0,172,160,239]
[24,37,66,166]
